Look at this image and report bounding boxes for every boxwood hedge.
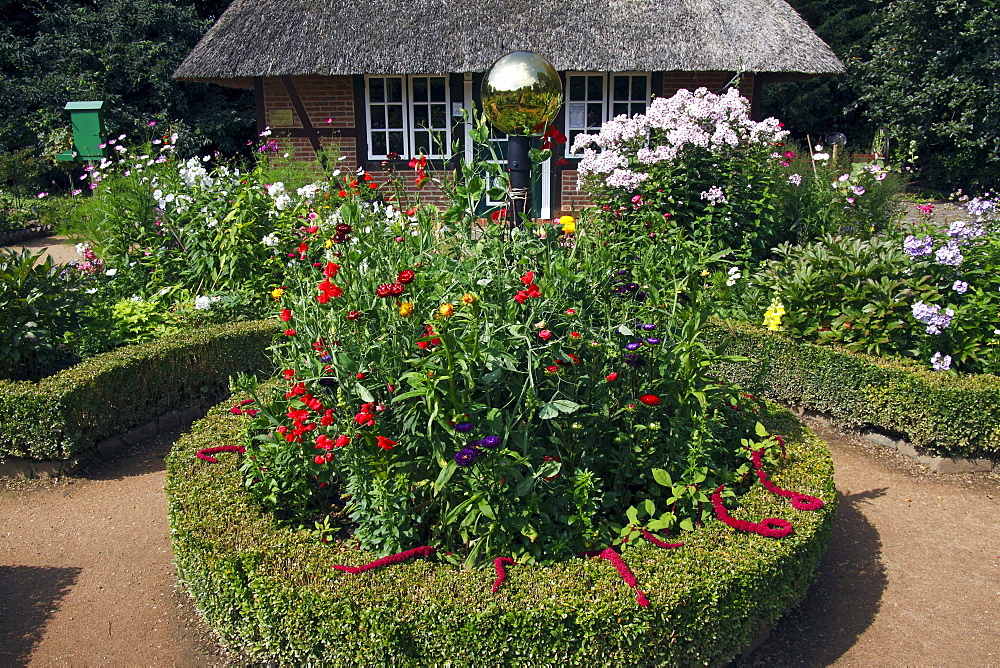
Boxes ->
[166,397,836,665]
[704,319,1000,458]
[0,319,278,461]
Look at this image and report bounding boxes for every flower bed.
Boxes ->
[704,318,1000,459]
[166,396,835,665]
[0,319,278,461]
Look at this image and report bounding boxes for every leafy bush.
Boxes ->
[0,319,277,461]
[750,196,1000,372]
[168,393,835,665]
[0,247,97,380]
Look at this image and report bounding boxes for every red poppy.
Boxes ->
[639,394,661,406]
[376,435,397,450]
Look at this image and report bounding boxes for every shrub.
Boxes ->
[167,393,836,665]
[0,319,277,461]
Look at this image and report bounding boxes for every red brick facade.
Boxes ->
[257,72,760,217]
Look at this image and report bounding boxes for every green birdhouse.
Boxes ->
[56,101,105,161]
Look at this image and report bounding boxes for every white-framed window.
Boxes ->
[364,75,451,160]
[565,72,650,155]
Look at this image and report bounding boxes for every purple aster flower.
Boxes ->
[454,421,474,433]
[625,341,642,351]
[615,269,630,276]
[454,447,480,467]
[622,283,639,292]
[635,291,648,301]
[641,323,656,331]
[477,435,501,448]
[645,337,661,345]
[320,354,332,362]
[623,353,646,367]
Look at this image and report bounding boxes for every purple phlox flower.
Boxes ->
[952,280,969,294]
[911,301,954,334]
[454,421,474,433]
[454,447,480,467]
[903,235,933,257]
[930,352,952,371]
[966,197,996,218]
[946,220,985,241]
[934,241,963,267]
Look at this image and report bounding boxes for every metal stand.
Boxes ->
[507,135,532,226]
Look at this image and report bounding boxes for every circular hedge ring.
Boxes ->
[166,398,835,665]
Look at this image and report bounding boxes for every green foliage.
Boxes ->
[0,247,96,380]
[858,0,1000,190]
[0,0,252,160]
[167,393,835,665]
[704,319,1000,457]
[0,319,277,461]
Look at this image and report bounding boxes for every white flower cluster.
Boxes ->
[264,182,292,210]
[194,295,222,310]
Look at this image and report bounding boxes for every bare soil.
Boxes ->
[1,419,997,666]
[2,234,82,265]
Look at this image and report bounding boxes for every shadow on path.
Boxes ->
[738,487,888,666]
[0,565,81,666]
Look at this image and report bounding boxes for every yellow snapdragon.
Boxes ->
[763,297,786,331]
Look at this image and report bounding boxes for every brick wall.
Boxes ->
[262,75,354,130]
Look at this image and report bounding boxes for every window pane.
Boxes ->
[369,105,386,129]
[430,104,446,128]
[413,130,430,155]
[387,77,403,103]
[613,76,628,101]
[389,131,404,155]
[387,104,404,128]
[430,77,446,102]
[371,132,387,156]
[369,78,384,103]
[412,77,428,103]
[587,75,603,100]
[569,130,586,150]
[632,76,648,101]
[587,102,603,128]
[631,102,646,116]
[612,102,628,117]
[569,76,585,101]
[412,105,429,127]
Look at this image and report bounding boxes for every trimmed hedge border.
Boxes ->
[0,319,278,463]
[0,223,53,246]
[166,397,836,665]
[704,319,1000,461]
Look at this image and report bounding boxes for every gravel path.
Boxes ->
[1,419,997,666]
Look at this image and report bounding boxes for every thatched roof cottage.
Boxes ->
[175,0,842,216]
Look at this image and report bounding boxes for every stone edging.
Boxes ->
[0,224,54,246]
[793,407,997,474]
[0,403,210,479]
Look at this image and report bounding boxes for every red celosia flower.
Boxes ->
[606,372,619,381]
[711,485,793,538]
[369,182,378,189]
[376,435,397,450]
[750,449,824,510]
[639,394,661,406]
[279,308,292,322]
[397,270,415,284]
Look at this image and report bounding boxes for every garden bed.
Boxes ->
[0,319,278,464]
[166,397,836,665]
[705,319,1000,464]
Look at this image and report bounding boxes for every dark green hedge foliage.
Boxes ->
[0,319,278,461]
[705,319,1000,458]
[166,397,835,665]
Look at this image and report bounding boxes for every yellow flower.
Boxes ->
[461,293,477,305]
[271,287,285,300]
[700,269,711,277]
[438,303,454,318]
[398,301,414,317]
[763,297,785,331]
[325,239,333,248]
[559,215,576,234]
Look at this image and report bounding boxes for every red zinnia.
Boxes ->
[639,394,661,406]
[397,270,415,284]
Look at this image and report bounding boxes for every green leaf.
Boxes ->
[651,468,672,487]
[534,459,561,480]
[433,460,457,494]
[626,506,640,525]
[356,384,374,403]
[755,421,768,438]
[515,475,534,497]
[642,499,656,516]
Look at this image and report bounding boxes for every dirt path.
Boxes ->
[2,234,82,265]
[0,432,224,666]
[1,420,997,666]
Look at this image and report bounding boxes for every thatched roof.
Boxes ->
[174,0,843,87]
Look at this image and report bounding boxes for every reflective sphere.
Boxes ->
[481,51,563,136]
